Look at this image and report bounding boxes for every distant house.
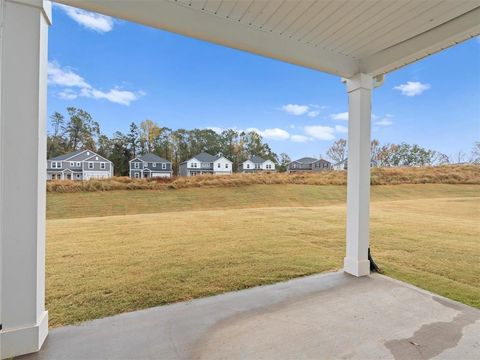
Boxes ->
[239,156,276,173]
[47,149,113,181]
[129,153,173,178]
[333,158,377,171]
[179,152,232,176]
[287,157,332,173]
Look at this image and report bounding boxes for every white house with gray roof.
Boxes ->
[239,156,275,173]
[47,149,113,181]
[179,152,232,176]
[288,157,332,173]
[129,153,173,178]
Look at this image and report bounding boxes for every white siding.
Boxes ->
[151,172,171,178]
[189,159,201,169]
[213,157,232,175]
[242,160,254,171]
[262,160,276,171]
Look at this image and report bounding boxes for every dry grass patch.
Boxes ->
[47,184,479,220]
[46,165,480,193]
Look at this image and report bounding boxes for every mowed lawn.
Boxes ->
[46,184,480,327]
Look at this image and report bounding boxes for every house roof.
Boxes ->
[193,152,219,162]
[49,150,84,161]
[137,153,170,163]
[293,157,319,164]
[248,156,267,164]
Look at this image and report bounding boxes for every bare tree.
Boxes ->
[327,139,347,164]
[432,151,450,165]
[370,139,381,166]
[451,151,467,164]
[470,141,480,164]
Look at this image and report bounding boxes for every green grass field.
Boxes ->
[46,184,480,327]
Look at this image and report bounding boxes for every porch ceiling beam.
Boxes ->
[54,0,360,78]
[360,6,480,76]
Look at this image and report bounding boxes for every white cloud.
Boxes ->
[335,125,348,133]
[281,104,310,116]
[247,127,291,141]
[57,89,78,100]
[206,127,224,134]
[291,134,311,143]
[80,88,144,106]
[48,61,144,106]
[281,104,326,118]
[56,4,114,33]
[374,115,394,126]
[48,61,90,88]
[304,125,335,140]
[330,112,349,121]
[394,81,431,96]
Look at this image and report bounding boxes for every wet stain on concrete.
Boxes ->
[385,298,480,360]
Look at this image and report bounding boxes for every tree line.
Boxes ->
[47,107,479,176]
[327,139,480,167]
[47,107,282,175]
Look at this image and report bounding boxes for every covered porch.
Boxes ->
[1,0,479,358]
[20,272,480,359]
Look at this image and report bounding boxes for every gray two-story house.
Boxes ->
[47,149,114,181]
[129,153,173,178]
[287,157,332,173]
[179,152,232,176]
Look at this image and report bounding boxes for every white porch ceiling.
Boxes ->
[55,0,480,78]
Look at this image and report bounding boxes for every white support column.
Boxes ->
[0,0,51,358]
[343,73,373,277]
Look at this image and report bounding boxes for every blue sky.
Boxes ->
[48,5,480,160]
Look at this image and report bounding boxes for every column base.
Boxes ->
[344,257,370,277]
[0,311,48,359]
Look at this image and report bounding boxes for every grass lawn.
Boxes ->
[46,184,480,327]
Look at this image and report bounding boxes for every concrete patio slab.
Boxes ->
[19,272,480,360]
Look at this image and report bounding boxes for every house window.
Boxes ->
[100,163,106,170]
[76,174,81,179]
[76,162,81,167]
[134,163,139,169]
[217,163,221,168]
[144,162,148,168]
[70,162,74,166]
[134,172,139,178]
[246,164,250,169]
[191,162,197,168]
[162,163,166,169]
[86,151,90,155]
[52,161,62,169]
[153,163,157,167]
[225,163,229,169]
[95,156,99,160]
[88,162,94,169]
